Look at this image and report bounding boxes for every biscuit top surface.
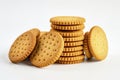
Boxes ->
[88,26,108,60]
[9,31,36,63]
[50,16,85,25]
[30,31,64,67]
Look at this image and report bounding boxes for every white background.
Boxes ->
[0,0,120,80]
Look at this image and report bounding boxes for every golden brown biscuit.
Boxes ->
[63,46,83,52]
[64,41,83,47]
[51,29,83,37]
[51,24,85,30]
[58,55,85,61]
[61,51,83,57]
[63,35,84,42]
[30,31,64,67]
[9,31,36,63]
[88,26,108,60]
[50,16,85,25]
[56,60,84,64]
[83,32,92,59]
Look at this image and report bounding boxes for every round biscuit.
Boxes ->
[63,35,84,42]
[61,51,83,57]
[30,31,64,67]
[64,41,83,47]
[58,55,85,61]
[51,29,83,37]
[88,26,108,60]
[50,16,85,25]
[51,24,85,30]
[9,31,36,63]
[56,60,84,64]
[63,46,83,52]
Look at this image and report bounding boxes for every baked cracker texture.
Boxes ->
[58,55,85,61]
[30,31,64,67]
[9,31,36,63]
[88,26,108,60]
[63,35,84,42]
[61,51,83,57]
[64,41,83,47]
[63,46,83,52]
[51,24,85,30]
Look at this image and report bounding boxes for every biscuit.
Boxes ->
[40,31,48,36]
[88,26,108,60]
[9,31,36,63]
[63,35,84,42]
[29,28,40,37]
[64,41,83,47]
[30,31,64,67]
[51,29,83,37]
[50,16,85,25]
[58,55,85,61]
[56,60,84,64]
[51,24,85,30]
[61,51,83,57]
[83,32,92,59]
[63,46,83,52]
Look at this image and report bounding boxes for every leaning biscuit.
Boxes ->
[61,51,83,57]
[64,41,83,47]
[51,24,85,30]
[9,31,36,63]
[51,29,83,37]
[30,31,64,67]
[58,55,85,61]
[83,32,92,59]
[50,16,85,25]
[88,26,108,60]
[63,46,83,52]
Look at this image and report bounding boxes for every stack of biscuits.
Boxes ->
[50,16,86,64]
[8,16,109,68]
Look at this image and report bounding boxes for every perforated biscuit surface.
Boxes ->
[9,31,36,63]
[30,31,64,67]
